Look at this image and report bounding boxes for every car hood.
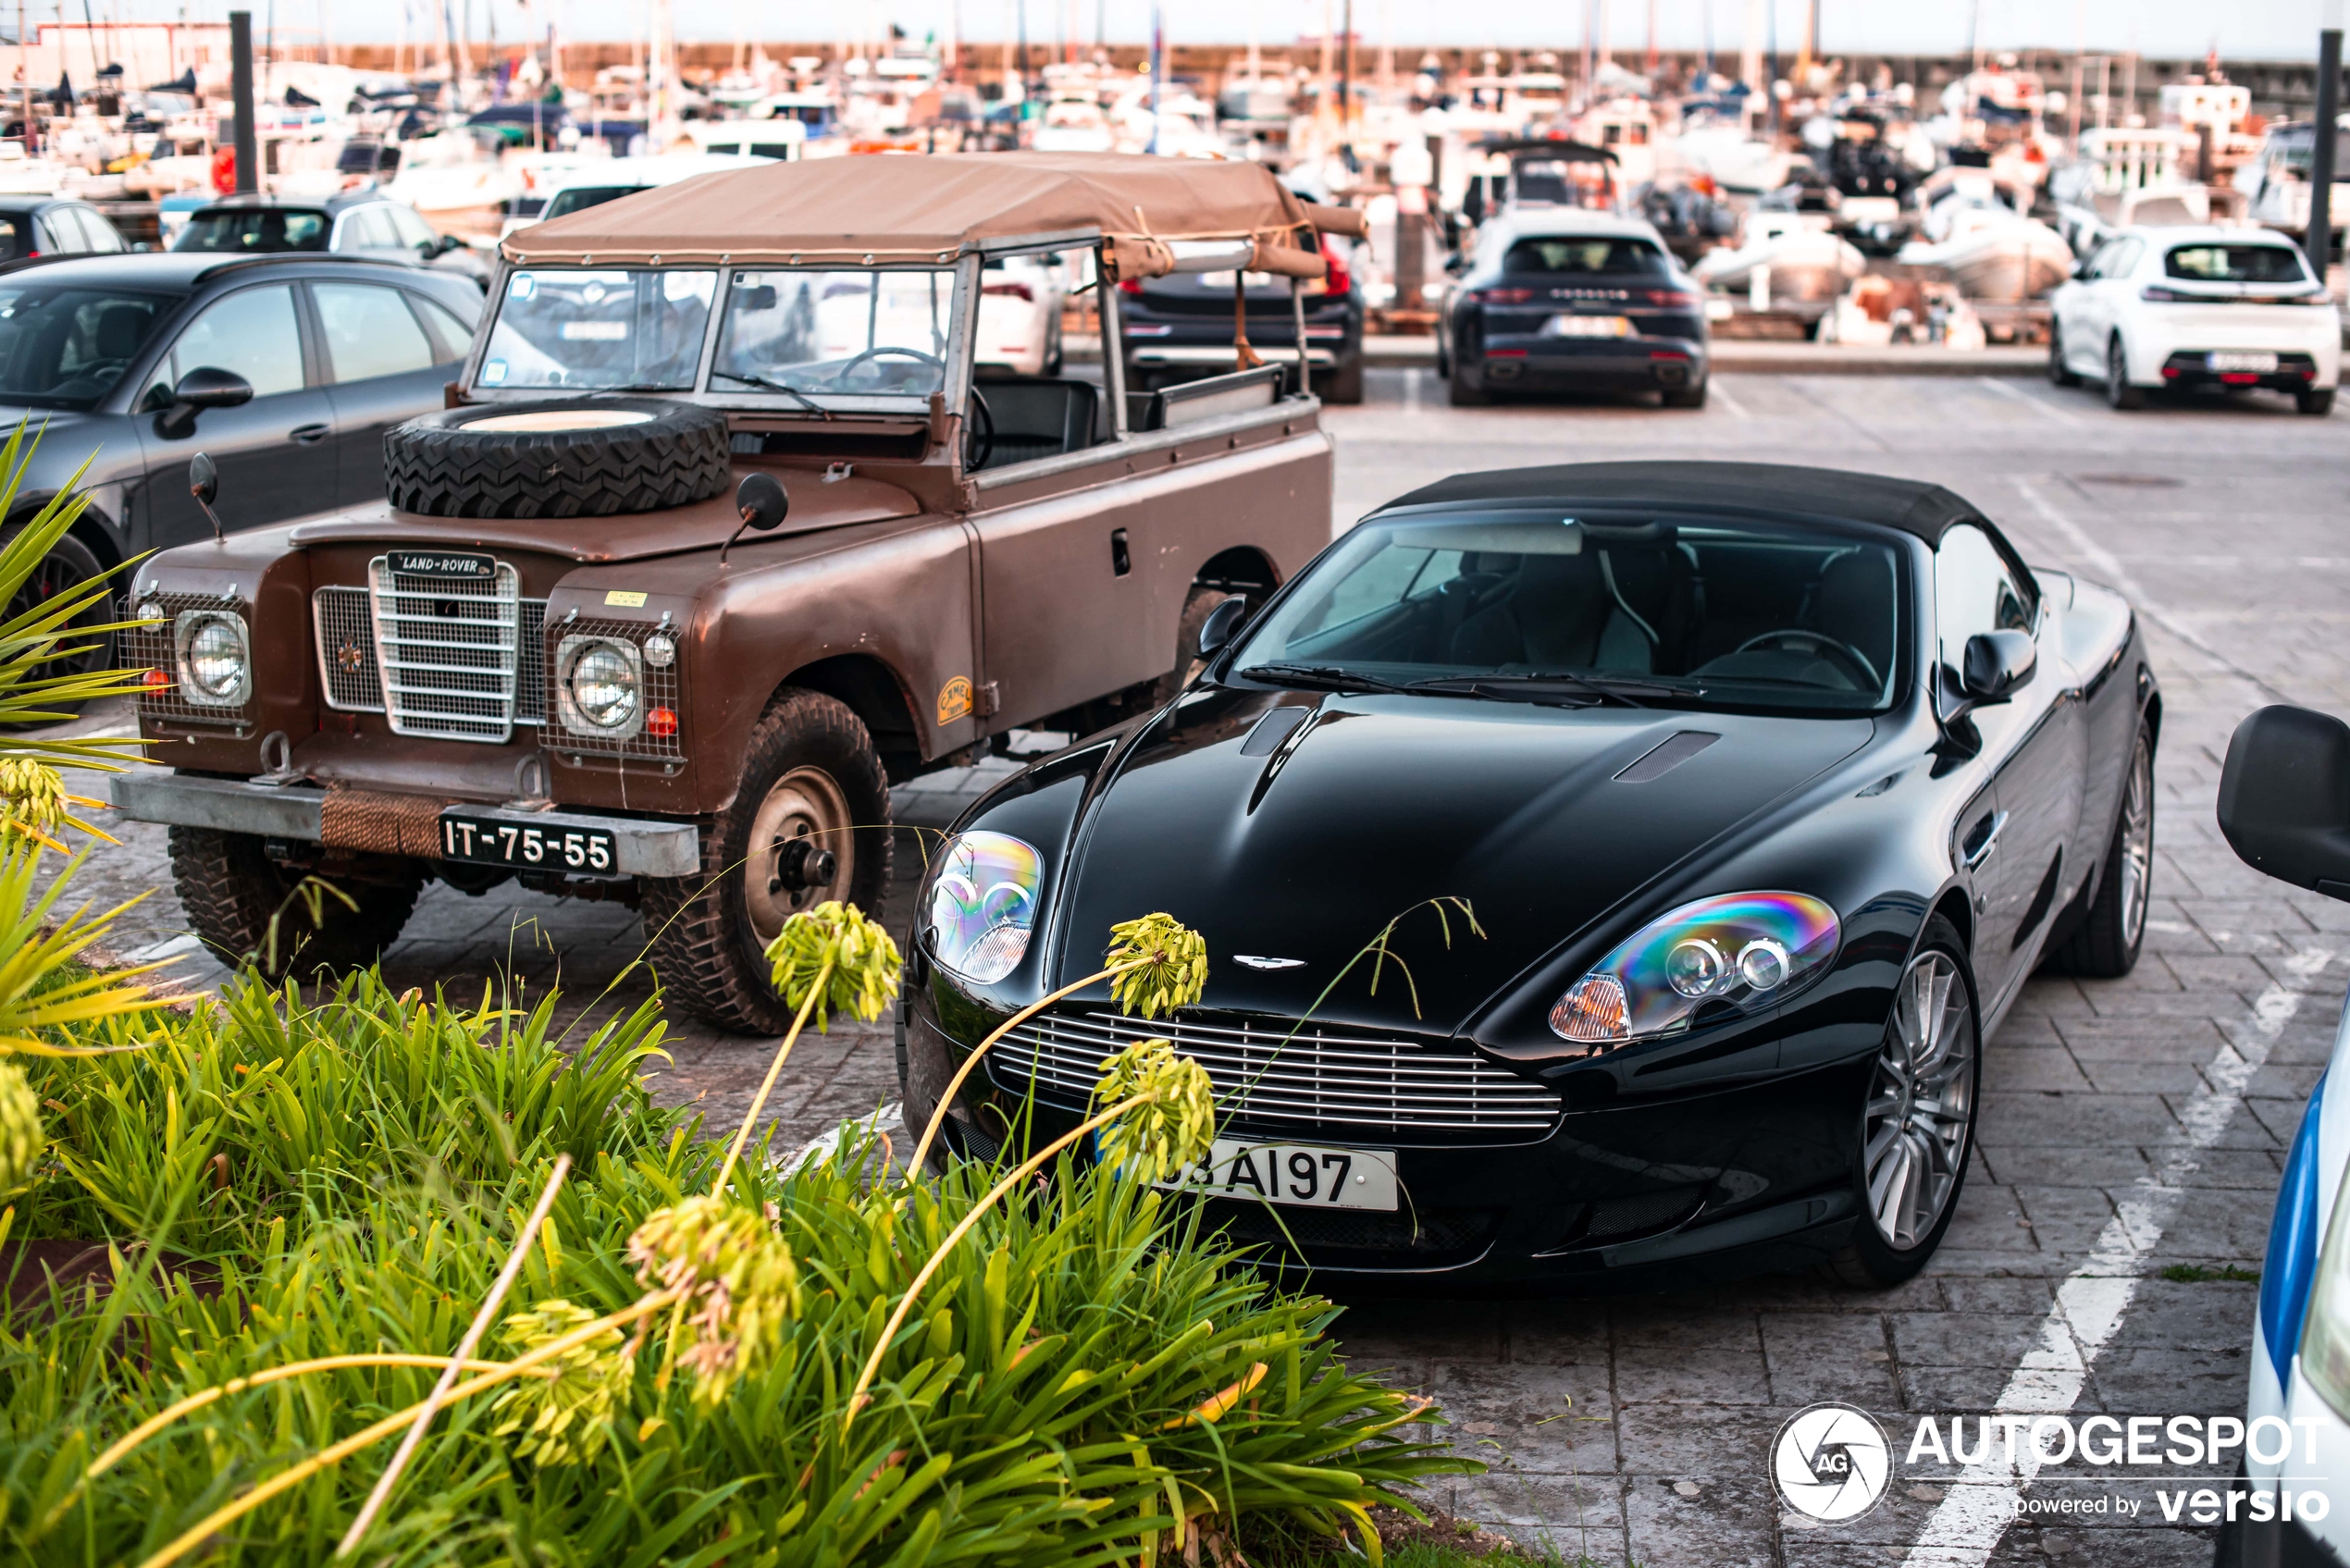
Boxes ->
[284,469,921,562]
[1048,686,1874,1037]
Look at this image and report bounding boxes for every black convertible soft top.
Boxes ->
[1379,462,2002,549]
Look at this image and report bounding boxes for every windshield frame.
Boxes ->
[463,254,983,417]
[1212,502,1921,721]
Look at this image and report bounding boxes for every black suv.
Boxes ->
[0,252,481,672]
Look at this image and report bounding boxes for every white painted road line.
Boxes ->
[1977,375,2082,427]
[1899,948,2336,1566]
[1707,377,1753,421]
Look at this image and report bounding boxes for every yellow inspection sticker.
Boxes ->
[603,590,649,607]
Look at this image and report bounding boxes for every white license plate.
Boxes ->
[1542,314,1632,339]
[1157,1139,1398,1211]
[2208,352,2278,373]
[1199,270,1278,290]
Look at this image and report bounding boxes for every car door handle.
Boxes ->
[291,424,331,445]
[1961,809,2010,872]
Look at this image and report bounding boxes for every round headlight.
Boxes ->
[180,614,248,701]
[568,642,638,728]
[1551,892,1840,1049]
[642,632,676,668]
[926,830,1044,984]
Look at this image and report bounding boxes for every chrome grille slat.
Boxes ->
[994,1010,1561,1140]
[315,581,546,726]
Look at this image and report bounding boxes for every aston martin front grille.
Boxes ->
[993,1010,1562,1142]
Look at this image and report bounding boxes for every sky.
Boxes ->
[45,0,2349,61]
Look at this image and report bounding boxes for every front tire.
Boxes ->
[168,826,421,976]
[640,688,892,1033]
[1828,914,1981,1290]
[2106,337,2146,410]
[2045,723,2154,978]
[2047,321,2079,386]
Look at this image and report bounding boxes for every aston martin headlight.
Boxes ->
[556,636,642,737]
[1550,892,1840,1048]
[925,831,1044,984]
[172,610,249,706]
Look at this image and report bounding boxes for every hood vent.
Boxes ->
[1614,729,1719,783]
[1240,705,1312,757]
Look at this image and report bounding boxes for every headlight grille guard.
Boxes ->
[547,615,684,763]
[124,590,253,731]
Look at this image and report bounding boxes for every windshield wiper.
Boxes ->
[1236,663,1419,696]
[713,371,835,418]
[1409,671,1688,709]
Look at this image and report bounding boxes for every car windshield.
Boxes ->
[542,185,644,221]
[2164,243,2311,285]
[478,267,717,391]
[1503,236,1667,275]
[1227,512,1904,715]
[711,267,956,401]
[0,284,178,408]
[173,208,329,252]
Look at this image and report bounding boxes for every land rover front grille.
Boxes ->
[315,578,548,732]
[993,1011,1562,1142]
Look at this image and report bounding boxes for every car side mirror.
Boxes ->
[436,233,468,256]
[155,365,253,438]
[2219,705,2350,899]
[1961,629,2035,704]
[1443,253,1468,276]
[188,450,227,542]
[719,471,789,565]
[1195,596,1250,661]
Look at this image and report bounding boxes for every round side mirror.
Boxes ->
[736,472,789,532]
[188,451,217,506]
[1195,596,1250,661]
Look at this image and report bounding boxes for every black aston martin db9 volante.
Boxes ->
[899,462,2157,1290]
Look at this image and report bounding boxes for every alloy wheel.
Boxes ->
[2117,732,2154,951]
[742,763,855,945]
[1862,950,1977,1251]
[2,544,112,685]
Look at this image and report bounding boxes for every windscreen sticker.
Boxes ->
[936,676,973,725]
[481,359,509,385]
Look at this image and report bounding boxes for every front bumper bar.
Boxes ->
[108,772,701,879]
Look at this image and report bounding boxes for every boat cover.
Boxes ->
[502,151,1368,279]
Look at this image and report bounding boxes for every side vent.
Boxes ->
[1615,730,1720,783]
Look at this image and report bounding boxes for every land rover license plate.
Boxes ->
[2208,352,2278,373]
[1542,314,1632,338]
[1157,1140,1398,1211]
[439,812,615,873]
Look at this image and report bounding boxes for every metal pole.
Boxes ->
[229,9,257,193]
[1339,0,1350,123]
[2310,28,2342,287]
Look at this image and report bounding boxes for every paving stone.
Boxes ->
[1762,1313,1903,1407]
[1891,1311,2050,1369]
[1613,1342,1773,1407]
[1623,1473,1783,1568]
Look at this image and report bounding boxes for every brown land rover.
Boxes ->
[108,154,1354,1031]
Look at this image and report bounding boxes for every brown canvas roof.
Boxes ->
[502,151,1364,278]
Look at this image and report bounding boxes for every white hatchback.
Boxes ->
[2048,224,2339,415]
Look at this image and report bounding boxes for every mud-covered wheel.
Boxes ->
[167,826,421,976]
[640,688,893,1033]
[382,397,732,518]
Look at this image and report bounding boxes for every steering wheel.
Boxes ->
[962,386,995,473]
[1731,629,1880,691]
[837,345,945,391]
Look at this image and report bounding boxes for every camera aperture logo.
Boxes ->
[1774,1403,1893,1523]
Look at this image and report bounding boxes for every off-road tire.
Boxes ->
[2105,338,2145,411]
[1447,362,1490,406]
[2044,722,2154,979]
[2047,322,2079,387]
[1319,356,1366,405]
[640,689,892,1034]
[383,397,731,518]
[1661,378,1708,409]
[2299,387,2336,416]
[1827,914,1982,1290]
[167,826,421,976]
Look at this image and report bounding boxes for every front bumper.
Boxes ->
[902,979,1867,1290]
[107,772,701,878]
[1466,334,1709,392]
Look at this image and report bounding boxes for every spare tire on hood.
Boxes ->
[383,397,732,518]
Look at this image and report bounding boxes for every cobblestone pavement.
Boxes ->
[38,369,2350,1564]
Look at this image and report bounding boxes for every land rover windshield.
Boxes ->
[476,265,958,402]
